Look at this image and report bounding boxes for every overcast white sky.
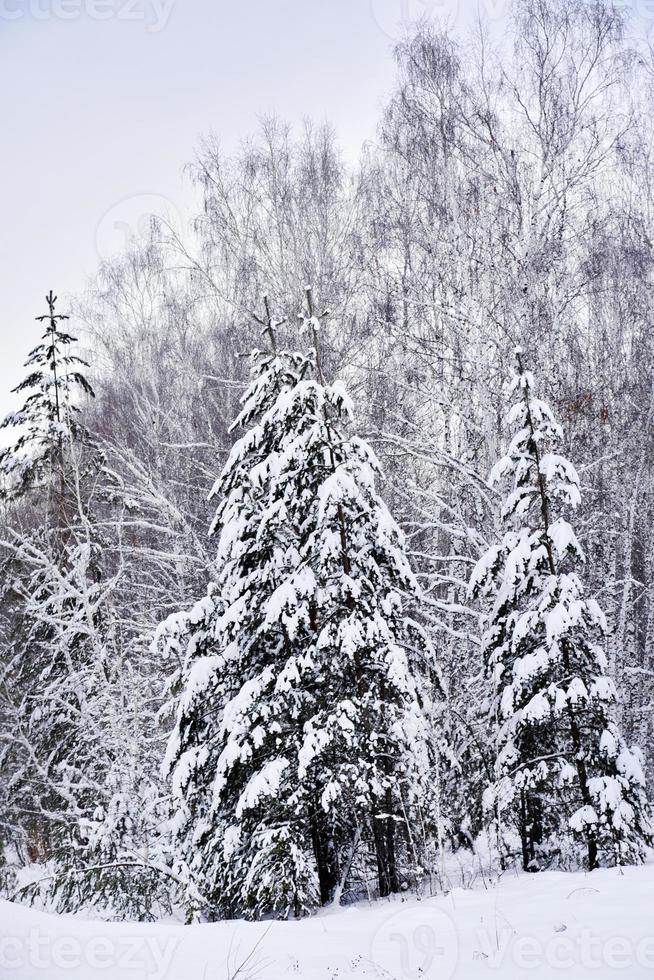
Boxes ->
[3,0,516,420]
[1,0,579,425]
[3,0,652,424]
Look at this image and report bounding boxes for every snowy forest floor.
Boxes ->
[2,862,654,979]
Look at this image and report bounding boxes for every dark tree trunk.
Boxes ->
[310,801,338,905]
[520,791,543,872]
[374,794,400,897]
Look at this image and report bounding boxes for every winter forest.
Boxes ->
[4,0,654,942]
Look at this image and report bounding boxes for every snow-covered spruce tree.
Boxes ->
[470,350,652,871]
[0,290,94,502]
[157,293,444,919]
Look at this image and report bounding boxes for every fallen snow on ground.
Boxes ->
[2,863,654,978]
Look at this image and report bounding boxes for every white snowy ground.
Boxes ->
[2,864,654,979]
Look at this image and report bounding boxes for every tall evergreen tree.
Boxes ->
[0,290,94,501]
[470,350,653,871]
[0,293,138,910]
[157,293,446,919]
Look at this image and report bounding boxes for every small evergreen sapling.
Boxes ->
[470,350,653,870]
[0,291,94,500]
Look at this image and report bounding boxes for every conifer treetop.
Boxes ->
[0,291,95,498]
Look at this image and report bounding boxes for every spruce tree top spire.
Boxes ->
[251,294,281,353]
[0,291,95,499]
[37,291,69,424]
[300,286,330,384]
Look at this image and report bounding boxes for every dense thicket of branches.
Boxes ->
[2,0,654,917]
